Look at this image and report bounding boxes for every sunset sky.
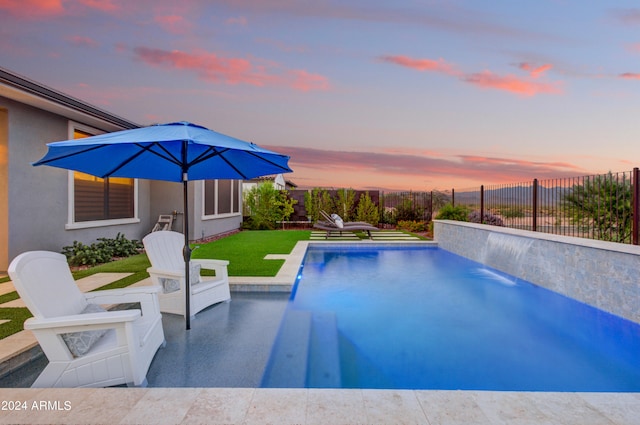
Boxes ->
[2,1,640,190]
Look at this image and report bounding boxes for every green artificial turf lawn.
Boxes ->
[0,230,310,339]
[192,230,310,276]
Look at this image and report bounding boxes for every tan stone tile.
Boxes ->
[75,273,132,292]
[0,281,16,297]
[306,389,366,425]
[525,392,615,425]
[0,388,94,424]
[119,388,201,425]
[243,388,307,425]
[472,391,553,425]
[180,388,254,425]
[64,388,149,424]
[362,389,428,425]
[415,390,492,425]
[579,393,640,425]
[0,299,25,308]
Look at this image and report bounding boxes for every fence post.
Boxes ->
[430,191,433,221]
[633,168,639,245]
[452,188,455,206]
[480,185,484,224]
[532,179,538,232]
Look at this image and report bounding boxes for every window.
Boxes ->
[71,128,136,224]
[204,179,240,217]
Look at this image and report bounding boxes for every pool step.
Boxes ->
[260,309,311,388]
[307,311,342,388]
[260,309,342,388]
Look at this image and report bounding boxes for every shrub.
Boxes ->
[355,192,379,225]
[396,220,427,232]
[62,233,142,267]
[468,211,504,226]
[435,204,469,221]
[244,182,297,229]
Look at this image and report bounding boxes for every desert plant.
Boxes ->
[396,220,427,232]
[304,187,334,223]
[355,192,379,225]
[563,172,633,243]
[336,188,356,221]
[468,211,504,226]
[435,204,469,221]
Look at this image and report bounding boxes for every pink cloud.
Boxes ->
[463,71,562,96]
[381,54,561,96]
[132,46,329,92]
[517,62,552,78]
[378,55,458,75]
[155,14,193,35]
[625,43,640,53]
[0,0,119,18]
[619,73,640,80]
[66,35,99,48]
[264,145,585,188]
[289,70,330,92]
[0,0,65,17]
[78,0,119,13]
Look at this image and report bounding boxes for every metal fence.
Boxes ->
[451,168,640,245]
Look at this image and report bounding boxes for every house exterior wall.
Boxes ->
[2,96,153,268]
[192,180,242,241]
[434,219,640,325]
[150,180,241,242]
[0,108,7,271]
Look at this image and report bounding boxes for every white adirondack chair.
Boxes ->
[8,251,165,388]
[143,231,231,318]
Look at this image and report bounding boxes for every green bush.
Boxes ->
[435,204,469,221]
[355,192,379,225]
[243,182,297,230]
[396,220,427,232]
[62,233,142,267]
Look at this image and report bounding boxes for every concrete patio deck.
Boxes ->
[1,241,639,424]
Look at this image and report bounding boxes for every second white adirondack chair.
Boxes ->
[143,231,231,318]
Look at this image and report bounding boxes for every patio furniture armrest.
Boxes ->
[146,266,183,278]
[85,285,161,301]
[191,259,229,278]
[192,259,229,267]
[24,310,140,330]
[85,287,162,316]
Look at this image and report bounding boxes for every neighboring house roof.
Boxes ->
[245,175,298,188]
[0,66,139,132]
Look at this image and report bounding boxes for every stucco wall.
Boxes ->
[3,97,152,265]
[434,220,640,324]
[149,180,241,241]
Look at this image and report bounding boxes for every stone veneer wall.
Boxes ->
[434,220,640,324]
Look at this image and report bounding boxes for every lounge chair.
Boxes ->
[314,211,379,239]
[8,251,165,388]
[320,210,376,228]
[143,231,231,319]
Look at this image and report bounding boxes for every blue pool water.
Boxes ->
[261,245,640,391]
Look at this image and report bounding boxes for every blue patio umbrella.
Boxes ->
[33,121,292,329]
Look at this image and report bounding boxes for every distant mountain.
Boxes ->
[455,185,572,206]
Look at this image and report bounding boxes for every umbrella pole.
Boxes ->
[183,176,192,330]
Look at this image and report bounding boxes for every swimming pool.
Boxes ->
[261,245,640,391]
